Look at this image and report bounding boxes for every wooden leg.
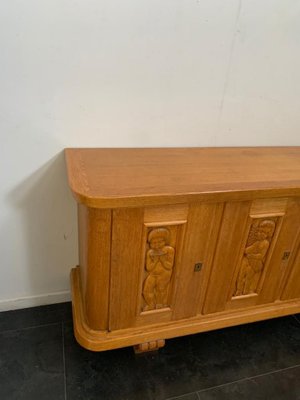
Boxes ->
[133,339,165,354]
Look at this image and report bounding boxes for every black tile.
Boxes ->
[0,302,72,332]
[197,366,300,399]
[64,316,300,400]
[0,323,65,400]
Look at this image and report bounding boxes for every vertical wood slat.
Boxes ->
[280,199,300,301]
[172,202,224,320]
[109,208,144,330]
[281,244,300,300]
[203,201,251,314]
[78,204,111,330]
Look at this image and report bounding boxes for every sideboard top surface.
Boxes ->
[65,147,300,208]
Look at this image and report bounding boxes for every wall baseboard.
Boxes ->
[0,291,71,312]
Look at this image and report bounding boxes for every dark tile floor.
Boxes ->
[0,304,299,400]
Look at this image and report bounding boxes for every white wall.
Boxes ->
[1,0,300,310]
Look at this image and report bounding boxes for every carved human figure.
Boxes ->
[143,228,175,311]
[235,219,276,296]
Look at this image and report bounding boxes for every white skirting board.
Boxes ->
[0,291,71,312]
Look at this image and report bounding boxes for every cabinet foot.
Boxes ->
[133,339,165,354]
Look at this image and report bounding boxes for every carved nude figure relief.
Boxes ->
[142,228,175,311]
[234,219,276,297]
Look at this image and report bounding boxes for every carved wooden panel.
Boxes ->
[233,217,277,297]
[142,226,177,312]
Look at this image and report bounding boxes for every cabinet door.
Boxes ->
[280,240,300,301]
[203,198,300,314]
[109,203,223,330]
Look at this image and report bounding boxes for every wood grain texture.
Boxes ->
[228,198,300,309]
[142,227,176,311]
[257,198,300,305]
[203,201,251,314]
[133,340,165,354]
[109,208,144,330]
[65,147,300,208]
[66,147,300,353]
[203,197,300,313]
[172,202,224,319]
[281,243,300,300]
[78,205,111,330]
[70,267,300,352]
[135,205,187,327]
[234,218,277,297]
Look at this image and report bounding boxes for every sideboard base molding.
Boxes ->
[71,267,300,352]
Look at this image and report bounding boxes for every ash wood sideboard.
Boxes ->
[65,147,300,353]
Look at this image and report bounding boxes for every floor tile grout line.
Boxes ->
[195,362,300,395]
[62,321,67,400]
[166,392,199,400]
[165,392,200,400]
[165,362,300,400]
[166,362,300,400]
[293,314,300,325]
[0,321,62,335]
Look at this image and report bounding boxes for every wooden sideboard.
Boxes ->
[65,147,300,353]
